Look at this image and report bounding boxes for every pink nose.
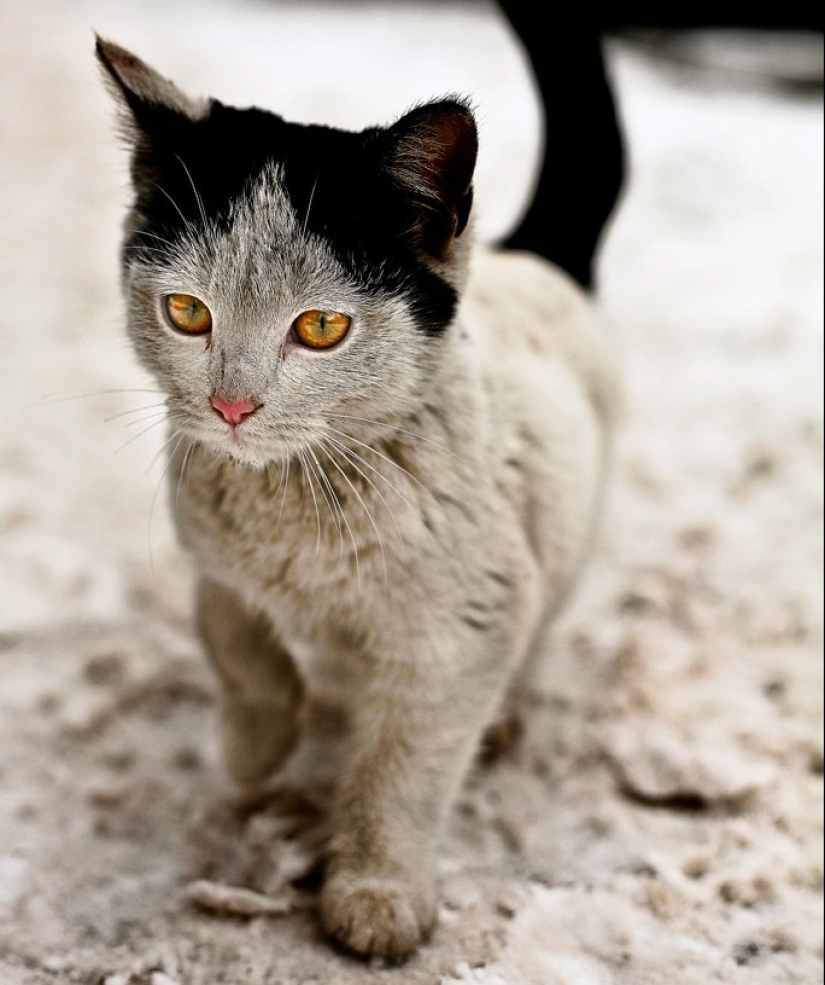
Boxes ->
[210,395,259,426]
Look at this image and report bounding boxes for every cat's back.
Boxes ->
[461,247,619,433]
[457,248,620,597]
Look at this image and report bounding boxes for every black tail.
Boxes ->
[496,5,822,290]
[496,7,625,292]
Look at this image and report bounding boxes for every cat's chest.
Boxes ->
[171,443,419,621]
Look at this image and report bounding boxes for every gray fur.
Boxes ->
[100,40,619,960]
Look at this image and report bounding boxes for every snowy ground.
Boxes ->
[0,2,822,983]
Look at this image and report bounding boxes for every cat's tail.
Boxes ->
[495,6,625,292]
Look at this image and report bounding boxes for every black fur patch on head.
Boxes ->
[122,99,471,337]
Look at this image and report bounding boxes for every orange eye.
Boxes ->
[292,310,351,350]
[163,293,212,335]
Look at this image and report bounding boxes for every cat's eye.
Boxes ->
[292,310,352,350]
[163,293,212,335]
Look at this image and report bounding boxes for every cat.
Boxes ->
[96,36,619,960]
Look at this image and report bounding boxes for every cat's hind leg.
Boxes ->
[196,578,304,788]
[479,603,557,764]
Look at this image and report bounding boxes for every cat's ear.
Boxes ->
[382,99,478,260]
[95,36,208,194]
[95,36,206,121]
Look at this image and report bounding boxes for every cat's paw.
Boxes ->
[220,698,299,789]
[321,870,436,959]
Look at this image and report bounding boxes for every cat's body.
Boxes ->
[97,38,618,959]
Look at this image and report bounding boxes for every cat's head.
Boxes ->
[96,37,478,467]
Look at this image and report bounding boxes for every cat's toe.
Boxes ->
[321,871,436,959]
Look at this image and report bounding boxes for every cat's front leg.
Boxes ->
[320,630,521,960]
[196,578,304,788]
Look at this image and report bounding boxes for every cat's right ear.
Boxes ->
[380,99,478,264]
[95,36,208,194]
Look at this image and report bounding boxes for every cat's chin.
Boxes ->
[225,447,271,470]
[194,432,278,471]
[222,441,280,471]
[194,423,319,472]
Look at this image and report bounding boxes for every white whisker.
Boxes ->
[265,456,285,500]
[276,455,292,530]
[103,402,168,424]
[320,439,386,592]
[298,450,322,555]
[103,404,166,428]
[120,412,169,432]
[142,427,183,477]
[323,432,437,550]
[174,436,197,511]
[36,387,165,409]
[301,174,319,238]
[326,425,435,503]
[175,155,209,229]
[114,416,168,456]
[308,446,354,576]
[147,430,186,578]
[132,229,178,250]
[327,412,462,461]
[306,446,342,537]
[322,435,405,544]
[155,183,192,230]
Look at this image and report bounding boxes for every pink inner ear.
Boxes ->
[389,102,478,211]
[426,113,478,203]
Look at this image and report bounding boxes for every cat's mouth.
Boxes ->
[169,397,324,469]
[195,414,318,470]
[208,418,275,468]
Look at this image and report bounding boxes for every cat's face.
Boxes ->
[97,38,477,468]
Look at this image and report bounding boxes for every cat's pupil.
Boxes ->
[293,310,351,349]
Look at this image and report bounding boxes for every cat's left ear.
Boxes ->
[381,99,478,261]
